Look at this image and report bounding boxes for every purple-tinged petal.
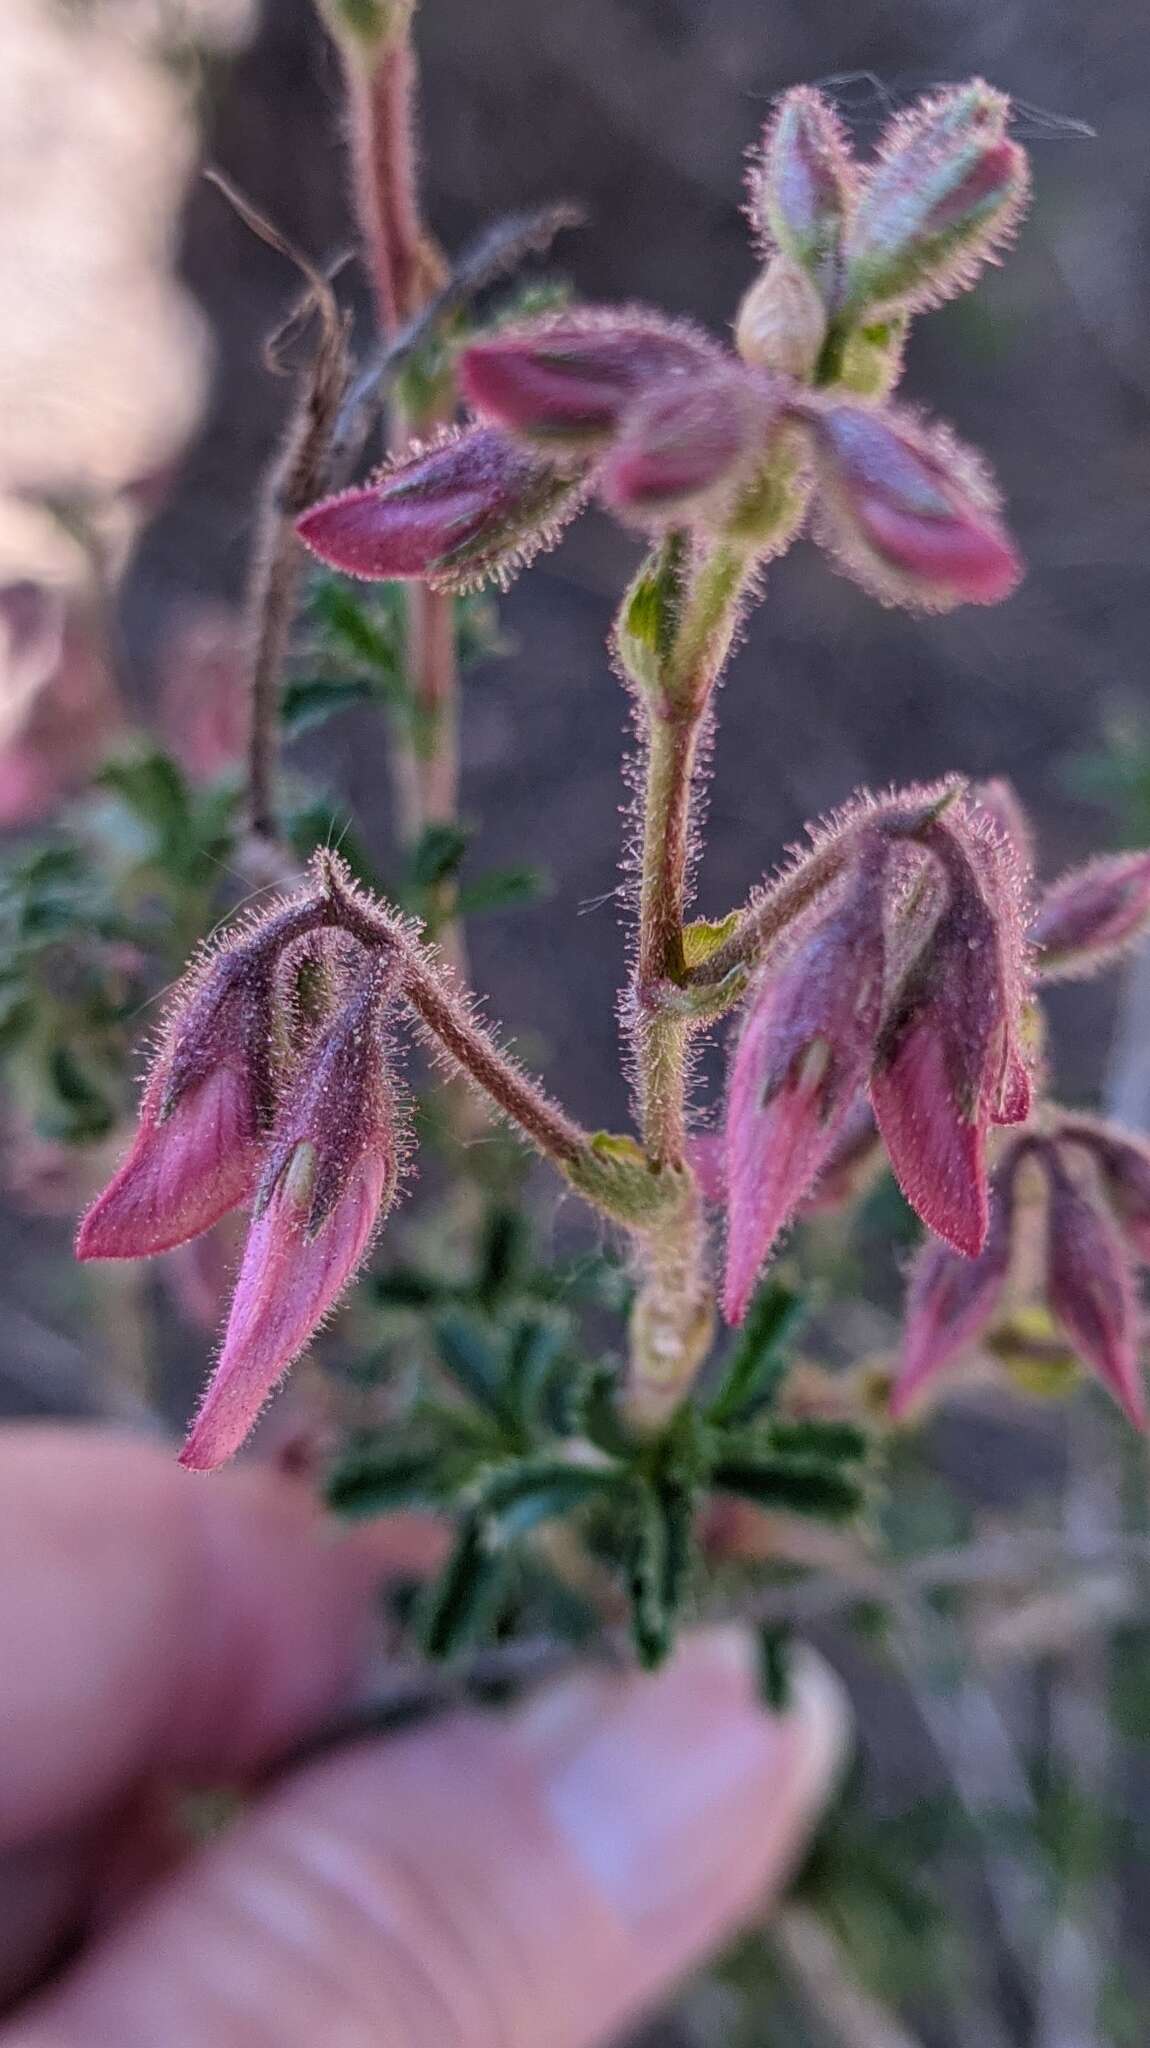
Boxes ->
[181,1149,390,1471]
[891,1197,1013,1418]
[1034,851,1150,982]
[76,1065,262,1261]
[460,310,723,447]
[808,401,1022,612]
[297,427,587,592]
[1045,1153,1147,1429]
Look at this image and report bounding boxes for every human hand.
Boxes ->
[0,1427,846,2047]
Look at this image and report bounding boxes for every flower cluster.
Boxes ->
[77,889,405,1469]
[298,80,1026,612]
[717,786,1031,1322]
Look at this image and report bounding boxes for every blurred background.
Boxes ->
[4,1,1150,2042]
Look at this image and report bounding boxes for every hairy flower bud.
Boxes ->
[296,427,587,592]
[1057,1117,1150,1265]
[972,776,1037,877]
[723,844,888,1322]
[75,927,289,1261]
[598,367,782,526]
[807,401,1022,611]
[1033,850,1150,981]
[181,965,403,1470]
[871,809,1031,1256]
[748,87,854,306]
[1045,1152,1146,1429]
[734,258,827,382]
[459,311,723,449]
[843,81,1029,318]
[891,1182,1015,1418]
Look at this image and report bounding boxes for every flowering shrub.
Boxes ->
[53,16,1150,1701]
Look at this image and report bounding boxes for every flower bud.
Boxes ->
[181,966,403,1470]
[748,87,854,306]
[808,401,1022,611]
[76,934,285,1261]
[459,311,723,449]
[972,776,1037,877]
[598,367,781,527]
[891,1181,1014,1418]
[800,1095,885,1215]
[1033,850,1150,981]
[1057,1117,1150,1265]
[296,427,587,593]
[843,81,1029,318]
[723,843,888,1323]
[870,809,1031,1256]
[1045,1151,1146,1429]
[734,259,827,382]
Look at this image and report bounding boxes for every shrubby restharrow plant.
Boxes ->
[60,16,1150,1681]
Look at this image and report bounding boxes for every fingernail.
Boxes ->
[512,1628,850,1931]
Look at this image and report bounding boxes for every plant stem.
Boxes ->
[625,541,749,1431]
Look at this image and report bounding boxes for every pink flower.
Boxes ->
[297,426,587,592]
[807,401,1022,611]
[598,368,782,525]
[1045,1153,1146,1429]
[180,964,403,1469]
[1034,851,1150,981]
[748,87,853,305]
[460,310,723,447]
[723,849,887,1322]
[891,1188,1014,1418]
[76,1062,263,1260]
[871,810,1031,1255]
[180,1143,392,1470]
[1058,1118,1150,1263]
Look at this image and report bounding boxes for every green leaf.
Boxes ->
[372,1264,450,1309]
[626,1476,697,1669]
[326,1441,466,1518]
[614,533,689,696]
[409,821,471,890]
[712,1452,865,1522]
[569,1359,636,1458]
[474,1204,532,1309]
[764,1419,870,1464]
[310,577,404,679]
[281,674,375,736]
[476,1458,622,1539]
[503,1315,568,1434]
[456,866,550,917]
[758,1624,793,1711]
[433,1313,505,1416]
[418,1517,509,1660]
[681,910,741,968]
[705,1279,804,1427]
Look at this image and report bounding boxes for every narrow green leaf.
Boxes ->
[712,1454,865,1522]
[310,577,403,676]
[764,1419,869,1464]
[410,821,471,890]
[433,1313,505,1416]
[705,1280,805,1427]
[477,1459,622,1539]
[418,1517,508,1660]
[503,1315,568,1434]
[456,866,550,917]
[372,1265,449,1309]
[474,1204,532,1309]
[281,675,375,735]
[626,1477,696,1670]
[326,1442,464,1518]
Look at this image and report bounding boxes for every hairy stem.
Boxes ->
[625,541,750,1430]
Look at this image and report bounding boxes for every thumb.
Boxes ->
[9,1631,848,2048]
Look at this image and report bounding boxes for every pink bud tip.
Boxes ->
[871,1021,989,1257]
[76,1066,262,1261]
[722,856,888,1322]
[296,428,585,592]
[810,402,1022,612]
[1034,851,1150,981]
[180,1150,389,1471]
[890,1209,1012,1419]
[459,312,722,444]
[598,369,776,524]
[1046,1158,1148,1430]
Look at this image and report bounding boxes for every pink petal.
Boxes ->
[180,1152,388,1470]
[1046,1165,1148,1430]
[76,1066,261,1260]
[870,1019,988,1256]
[891,1220,1011,1418]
